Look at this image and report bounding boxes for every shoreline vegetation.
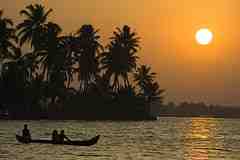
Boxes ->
[159,102,240,119]
[0,4,164,120]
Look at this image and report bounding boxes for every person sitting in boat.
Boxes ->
[22,124,31,143]
[59,130,71,143]
[51,130,59,144]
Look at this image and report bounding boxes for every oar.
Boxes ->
[65,136,72,143]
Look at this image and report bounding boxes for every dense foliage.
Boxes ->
[0,4,164,120]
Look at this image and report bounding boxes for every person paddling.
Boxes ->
[51,130,59,144]
[59,130,71,144]
[22,124,31,143]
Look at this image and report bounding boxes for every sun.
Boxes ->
[195,28,213,45]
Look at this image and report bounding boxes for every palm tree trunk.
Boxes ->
[42,65,47,81]
[67,77,71,88]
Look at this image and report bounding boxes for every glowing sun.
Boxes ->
[195,28,213,45]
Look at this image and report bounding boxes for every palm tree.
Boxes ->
[134,65,156,94]
[100,25,140,91]
[16,4,54,91]
[0,10,19,60]
[1,61,27,109]
[17,4,53,50]
[0,11,21,109]
[38,22,62,80]
[58,35,77,88]
[18,51,41,83]
[134,65,164,104]
[36,22,65,103]
[75,24,102,94]
[144,81,164,104]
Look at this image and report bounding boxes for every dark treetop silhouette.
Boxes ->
[0,4,164,120]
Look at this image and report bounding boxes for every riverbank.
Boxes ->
[159,114,240,119]
[2,113,240,121]
[0,111,158,121]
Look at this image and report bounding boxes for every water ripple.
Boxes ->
[0,118,240,160]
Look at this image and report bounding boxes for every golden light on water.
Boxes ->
[183,118,224,160]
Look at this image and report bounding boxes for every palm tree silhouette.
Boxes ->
[57,35,77,89]
[75,25,102,94]
[0,10,19,60]
[100,25,140,91]
[0,3,166,119]
[17,4,52,49]
[38,22,62,80]
[16,4,54,96]
[37,22,65,104]
[134,65,156,93]
[1,61,27,109]
[134,65,164,104]
[145,81,164,104]
[17,52,38,83]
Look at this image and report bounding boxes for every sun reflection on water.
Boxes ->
[183,118,224,160]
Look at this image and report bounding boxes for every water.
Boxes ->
[0,117,240,160]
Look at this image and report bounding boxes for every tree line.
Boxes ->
[0,4,164,119]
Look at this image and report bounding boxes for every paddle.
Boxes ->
[64,135,72,143]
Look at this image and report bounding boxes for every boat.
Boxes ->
[16,134,100,146]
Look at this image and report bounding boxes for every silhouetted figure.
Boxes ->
[59,130,71,143]
[51,130,59,144]
[22,124,31,143]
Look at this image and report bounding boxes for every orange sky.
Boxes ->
[1,0,240,105]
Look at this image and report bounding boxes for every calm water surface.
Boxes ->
[0,117,240,160]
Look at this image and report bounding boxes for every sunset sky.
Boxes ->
[1,0,240,105]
